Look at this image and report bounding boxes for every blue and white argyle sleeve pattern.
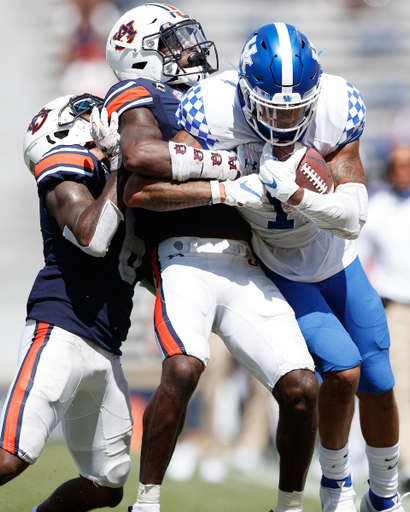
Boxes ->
[175,83,217,149]
[339,81,366,146]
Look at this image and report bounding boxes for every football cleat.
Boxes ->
[360,491,410,512]
[320,475,357,512]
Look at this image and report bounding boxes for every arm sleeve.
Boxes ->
[291,182,368,240]
[62,199,124,257]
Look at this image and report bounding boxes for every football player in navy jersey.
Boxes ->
[0,94,144,512]
[121,21,404,512]
[99,4,319,512]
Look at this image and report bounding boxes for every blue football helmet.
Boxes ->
[238,23,322,146]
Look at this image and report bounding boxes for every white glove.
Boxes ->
[259,142,306,202]
[223,174,265,208]
[90,107,122,170]
[236,142,264,176]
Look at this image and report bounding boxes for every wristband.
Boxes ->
[210,180,221,205]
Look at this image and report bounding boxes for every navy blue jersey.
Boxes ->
[27,145,143,355]
[104,78,250,257]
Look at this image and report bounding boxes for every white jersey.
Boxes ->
[177,70,366,282]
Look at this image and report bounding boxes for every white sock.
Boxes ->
[132,482,161,511]
[319,441,351,480]
[131,504,160,512]
[275,489,304,512]
[366,443,399,498]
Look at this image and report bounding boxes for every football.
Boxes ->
[272,144,334,194]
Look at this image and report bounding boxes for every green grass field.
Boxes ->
[0,441,322,512]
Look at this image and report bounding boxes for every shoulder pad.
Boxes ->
[104,79,153,118]
[35,145,100,195]
[338,81,366,146]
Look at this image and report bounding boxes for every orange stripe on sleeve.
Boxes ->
[106,86,151,118]
[2,322,50,454]
[35,152,95,178]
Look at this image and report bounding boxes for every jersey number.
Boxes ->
[266,193,295,230]
[118,208,145,285]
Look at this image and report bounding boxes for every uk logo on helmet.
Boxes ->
[27,108,51,134]
[113,21,137,51]
[240,35,257,73]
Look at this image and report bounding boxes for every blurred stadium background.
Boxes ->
[1,0,410,510]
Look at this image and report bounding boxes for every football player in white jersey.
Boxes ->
[98,5,320,512]
[121,22,404,512]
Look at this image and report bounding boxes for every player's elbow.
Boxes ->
[123,184,137,207]
[322,212,365,240]
[122,139,158,174]
[123,177,144,207]
[122,140,145,173]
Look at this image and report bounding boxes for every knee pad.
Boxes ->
[358,350,395,394]
[298,316,362,375]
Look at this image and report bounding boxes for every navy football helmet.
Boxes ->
[238,23,322,146]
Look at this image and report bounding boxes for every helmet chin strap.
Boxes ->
[187,52,205,66]
[187,52,216,74]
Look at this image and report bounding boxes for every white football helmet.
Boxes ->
[106,3,218,87]
[24,94,103,175]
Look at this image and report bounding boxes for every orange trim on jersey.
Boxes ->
[1,322,50,454]
[152,249,183,357]
[35,152,95,178]
[106,86,151,118]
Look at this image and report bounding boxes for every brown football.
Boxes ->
[272,144,334,194]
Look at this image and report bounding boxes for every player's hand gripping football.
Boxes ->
[90,107,122,170]
[223,173,265,208]
[259,142,306,202]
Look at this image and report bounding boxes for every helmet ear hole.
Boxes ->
[132,62,147,70]
[46,135,56,145]
[54,130,70,140]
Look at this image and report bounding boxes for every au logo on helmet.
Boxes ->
[113,21,137,51]
[160,22,173,31]
[27,108,51,134]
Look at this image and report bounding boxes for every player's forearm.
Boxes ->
[122,138,174,178]
[124,173,265,211]
[70,171,124,255]
[168,142,241,182]
[124,174,226,211]
[47,172,124,256]
[291,182,368,240]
